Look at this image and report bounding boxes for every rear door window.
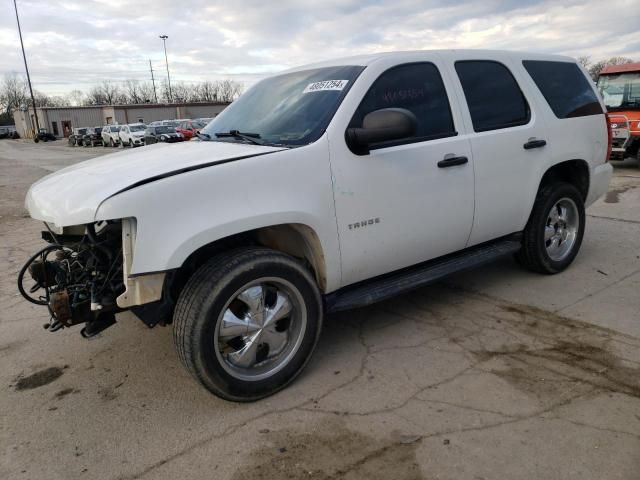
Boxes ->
[455,61,530,132]
[522,60,603,118]
[350,62,456,148]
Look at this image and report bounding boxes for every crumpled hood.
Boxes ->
[26,141,285,227]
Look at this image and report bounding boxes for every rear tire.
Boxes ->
[173,248,322,402]
[517,182,585,274]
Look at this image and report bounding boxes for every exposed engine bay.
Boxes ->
[18,221,125,337]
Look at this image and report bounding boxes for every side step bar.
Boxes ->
[324,236,522,313]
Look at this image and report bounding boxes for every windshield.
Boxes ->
[130,125,146,132]
[156,126,176,133]
[597,72,640,109]
[201,65,364,146]
[111,126,120,132]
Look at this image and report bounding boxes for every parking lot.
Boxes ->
[1,139,639,479]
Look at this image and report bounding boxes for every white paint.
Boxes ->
[25,49,612,302]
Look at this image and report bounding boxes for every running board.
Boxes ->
[324,236,522,313]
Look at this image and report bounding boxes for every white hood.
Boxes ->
[26,141,285,227]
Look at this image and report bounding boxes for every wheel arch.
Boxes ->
[538,159,590,201]
[168,223,329,303]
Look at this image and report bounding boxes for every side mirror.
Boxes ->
[346,108,417,155]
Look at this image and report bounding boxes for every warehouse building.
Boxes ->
[13,102,230,139]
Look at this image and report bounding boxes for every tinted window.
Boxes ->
[523,60,603,118]
[455,61,530,132]
[350,63,455,148]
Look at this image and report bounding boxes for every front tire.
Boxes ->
[173,248,322,401]
[517,182,585,274]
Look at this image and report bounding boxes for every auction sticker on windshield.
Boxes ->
[303,80,349,93]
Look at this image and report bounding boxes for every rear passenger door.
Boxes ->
[329,61,475,286]
[450,58,551,246]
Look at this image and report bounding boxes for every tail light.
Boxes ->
[605,113,612,162]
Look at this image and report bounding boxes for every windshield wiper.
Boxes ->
[214,130,264,145]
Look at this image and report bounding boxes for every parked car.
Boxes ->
[101,125,121,147]
[143,125,184,145]
[81,127,103,147]
[175,119,207,140]
[68,127,87,146]
[21,50,612,402]
[118,123,147,147]
[0,127,20,139]
[34,128,57,143]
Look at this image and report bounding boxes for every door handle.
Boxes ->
[437,156,468,168]
[523,139,547,150]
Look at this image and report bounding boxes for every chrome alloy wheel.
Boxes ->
[214,278,306,381]
[545,197,579,261]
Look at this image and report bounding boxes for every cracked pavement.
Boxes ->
[1,140,639,479]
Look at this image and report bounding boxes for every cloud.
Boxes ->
[0,0,638,96]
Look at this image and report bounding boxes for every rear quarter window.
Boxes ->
[522,60,603,118]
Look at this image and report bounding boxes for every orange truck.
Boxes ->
[597,62,640,163]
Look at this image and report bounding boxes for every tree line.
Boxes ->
[0,74,243,125]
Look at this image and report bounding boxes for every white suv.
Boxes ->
[118,123,146,147]
[21,50,612,401]
[101,125,121,147]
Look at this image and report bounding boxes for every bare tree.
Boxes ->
[577,56,591,69]
[124,79,143,104]
[68,89,85,106]
[100,81,124,105]
[218,79,243,102]
[137,81,157,103]
[85,86,107,105]
[0,73,28,117]
[194,80,220,102]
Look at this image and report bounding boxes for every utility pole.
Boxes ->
[149,59,158,103]
[13,0,40,138]
[159,35,172,102]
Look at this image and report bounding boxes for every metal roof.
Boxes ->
[600,62,640,75]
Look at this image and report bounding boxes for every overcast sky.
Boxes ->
[1,0,639,96]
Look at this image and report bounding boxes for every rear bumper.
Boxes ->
[585,163,613,208]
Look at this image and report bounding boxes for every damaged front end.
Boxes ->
[17,218,168,337]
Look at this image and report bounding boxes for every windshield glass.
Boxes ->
[111,126,120,132]
[597,72,640,109]
[201,65,364,146]
[156,126,176,133]
[130,125,146,132]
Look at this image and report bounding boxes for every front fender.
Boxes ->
[95,137,342,291]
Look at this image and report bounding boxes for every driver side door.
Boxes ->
[328,61,475,287]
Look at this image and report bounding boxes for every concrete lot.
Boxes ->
[1,139,639,480]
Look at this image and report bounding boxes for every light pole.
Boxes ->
[159,35,172,103]
[13,0,40,138]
